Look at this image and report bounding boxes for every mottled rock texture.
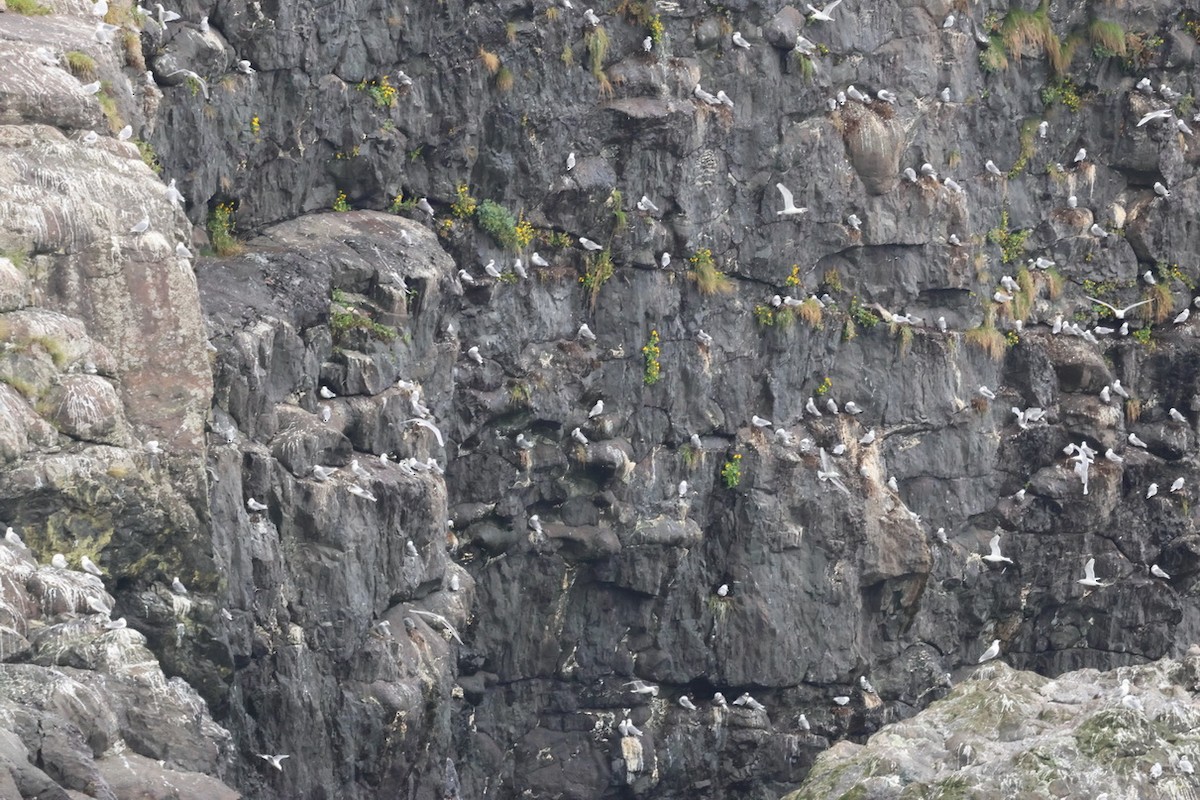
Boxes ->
[3,0,1200,798]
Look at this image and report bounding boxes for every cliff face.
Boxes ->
[3,0,1200,797]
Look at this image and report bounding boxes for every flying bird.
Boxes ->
[1085,297,1149,319]
[775,183,808,217]
[805,0,841,22]
[258,754,290,771]
[983,534,1012,564]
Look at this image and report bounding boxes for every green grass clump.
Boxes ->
[476,199,519,250]
[8,0,51,14]
[988,210,1030,263]
[585,26,610,78]
[581,249,614,310]
[1089,20,1127,58]
[330,288,396,345]
[207,202,242,257]
[688,248,733,296]
[965,306,1008,361]
[64,51,98,80]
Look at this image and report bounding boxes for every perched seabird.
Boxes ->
[1078,557,1104,587]
[751,415,772,428]
[171,576,188,595]
[978,639,1001,663]
[732,31,751,49]
[165,178,185,207]
[1151,564,1171,579]
[588,400,604,418]
[311,465,337,481]
[571,427,588,445]
[678,695,698,710]
[984,159,1002,176]
[940,87,951,102]
[775,183,808,217]
[95,22,119,44]
[844,401,863,415]
[347,484,377,502]
[846,213,862,231]
[859,429,876,445]
[942,12,955,27]
[696,329,713,347]
[716,583,729,597]
[515,433,535,450]
[1129,433,1148,448]
[583,8,600,26]
[660,252,671,268]
[734,693,766,711]
[859,675,876,694]
[466,346,483,365]
[247,497,268,512]
[81,555,103,576]
[832,696,850,706]
[1174,309,1190,324]
[618,718,642,737]
[578,323,596,341]
[1104,448,1124,463]
[566,152,576,171]
[1171,477,1185,493]
[458,269,477,286]
[417,197,435,216]
[484,260,502,279]
[129,214,151,234]
[1154,181,1170,199]
[825,398,838,414]
[983,534,1013,564]
[4,527,25,548]
[1170,407,1188,423]
[579,237,602,251]
[237,60,256,74]
[690,433,703,449]
[51,553,68,569]
[319,405,332,423]
[636,195,659,213]
[531,252,550,268]
[319,385,337,399]
[176,242,193,259]
[643,36,652,52]
[977,386,996,400]
[1073,148,1087,163]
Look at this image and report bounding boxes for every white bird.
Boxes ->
[80,80,102,95]
[825,398,838,414]
[994,291,1014,303]
[942,13,955,28]
[466,346,483,365]
[258,754,290,771]
[176,242,193,259]
[798,713,810,731]
[579,237,602,251]
[944,177,963,193]
[1085,297,1149,319]
[319,385,337,399]
[1151,762,1163,780]
[859,429,876,445]
[618,718,642,737]
[677,480,688,498]
[877,89,897,103]
[1129,433,1148,448]
[247,498,268,512]
[104,617,127,630]
[1032,257,1055,270]
[347,484,377,502]
[1175,118,1194,135]
[846,85,867,103]
[678,695,698,710]
[859,675,876,693]
[1073,148,1087,163]
[832,696,850,706]
[978,639,1001,663]
[1137,108,1173,127]
[625,679,660,697]
[237,60,256,75]
[806,0,841,22]
[734,693,766,711]
[775,183,808,217]
[319,405,332,423]
[1143,270,1157,285]
[129,215,150,234]
[920,162,938,178]
[1136,77,1153,93]
[588,400,604,418]
[696,329,713,347]
[940,87,951,103]
[165,178,185,207]
[1067,195,1077,208]
[458,269,477,286]
[515,433,535,450]
[417,197,435,216]
[571,427,588,445]
[937,316,948,331]
[716,584,729,597]
[155,3,182,25]
[1169,407,1188,423]
[643,36,652,52]
[1104,448,1124,463]
[846,213,862,231]
[578,323,596,341]
[660,252,671,268]
[887,476,899,492]
[1171,477,1185,493]
[636,195,659,213]
[171,576,188,595]
[1175,309,1190,324]
[81,555,103,576]
[4,527,24,548]
[694,84,720,104]
[531,252,550,267]
[1180,757,1194,775]
[1151,564,1171,579]
[978,386,996,400]
[716,90,733,108]
[484,260,502,279]
[983,534,1013,564]
[583,8,600,26]
[95,22,119,44]
[732,31,751,49]
[116,124,133,141]
[311,465,337,482]
[51,553,68,569]
[903,167,918,182]
[844,402,863,415]
[350,459,370,481]
[751,415,772,428]
[82,130,101,146]
[985,160,1002,176]
[1153,181,1170,199]
[1077,557,1104,587]
[566,152,576,171]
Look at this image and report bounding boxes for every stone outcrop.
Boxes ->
[3,0,1200,798]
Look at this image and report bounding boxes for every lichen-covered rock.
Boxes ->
[44,374,130,445]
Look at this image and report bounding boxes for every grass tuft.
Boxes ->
[1145,282,1173,323]
[478,47,501,74]
[1090,20,1127,57]
[64,51,98,80]
[496,66,514,92]
[688,248,733,296]
[585,26,610,79]
[8,0,51,14]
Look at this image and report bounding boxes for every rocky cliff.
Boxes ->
[2,0,1200,797]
